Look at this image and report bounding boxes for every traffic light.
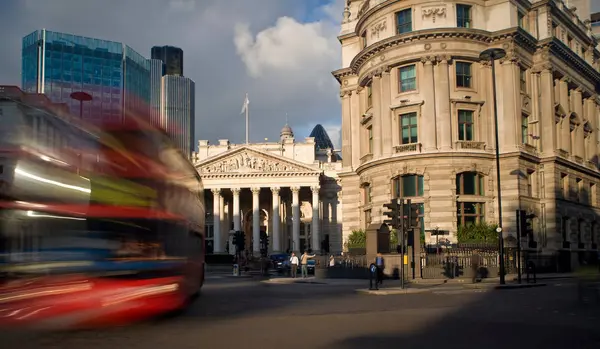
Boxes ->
[233,232,239,247]
[383,199,401,229]
[406,199,420,229]
[518,210,536,239]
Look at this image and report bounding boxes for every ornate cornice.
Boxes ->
[201,172,321,179]
[539,38,600,85]
[544,0,599,49]
[332,67,354,84]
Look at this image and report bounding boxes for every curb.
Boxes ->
[494,283,547,290]
[355,288,432,295]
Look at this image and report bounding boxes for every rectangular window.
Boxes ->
[400,112,418,144]
[561,173,568,199]
[396,9,412,34]
[399,65,416,92]
[518,11,527,30]
[367,126,373,154]
[361,32,367,49]
[457,202,485,226]
[395,175,424,197]
[458,110,474,141]
[456,4,472,28]
[521,114,529,144]
[526,171,534,197]
[363,184,372,204]
[456,172,484,196]
[455,62,472,88]
[519,68,527,92]
[367,85,372,108]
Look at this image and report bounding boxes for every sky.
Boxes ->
[0,0,346,148]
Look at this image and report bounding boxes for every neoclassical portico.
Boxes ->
[194,141,342,256]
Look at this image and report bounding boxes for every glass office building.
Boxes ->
[22,29,150,123]
[151,46,183,76]
[161,75,195,157]
[149,59,163,128]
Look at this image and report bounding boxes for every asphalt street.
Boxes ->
[1,276,599,349]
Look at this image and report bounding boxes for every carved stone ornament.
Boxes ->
[370,20,387,39]
[200,150,305,174]
[422,6,446,23]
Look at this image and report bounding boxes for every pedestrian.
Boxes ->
[471,250,481,283]
[301,251,316,278]
[375,253,385,285]
[329,255,335,267]
[289,252,299,278]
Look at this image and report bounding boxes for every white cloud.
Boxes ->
[323,124,342,149]
[168,0,196,13]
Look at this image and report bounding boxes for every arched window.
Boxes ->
[456,171,484,195]
[392,174,424,198]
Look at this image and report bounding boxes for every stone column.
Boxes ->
[573,88,585,159]
[499,57,518,152]
[211,188,222,253]
[271,187,281,253]
[381,67,393,156]
[341,91,352,168]
[219,194,225,248]
[435,55,452,150]
[421,57,437,151]
[371,73,383,158]
[251,187,260,255]
[291,186,301,252]
[232,188,241,231]
[539,66,555,156]
[559,78,570,153]
[311,186,320,254]
[585,98,597,161]
[350,88,361,168]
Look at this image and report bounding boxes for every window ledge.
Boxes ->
[456,195,486,201]
[519,143,537,155]
[455,141,485,151]
[360,153,373,164]
[395,143,421,153]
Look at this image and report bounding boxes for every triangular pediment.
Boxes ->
[196,146,321,175]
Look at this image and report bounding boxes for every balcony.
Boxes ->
[519,143,537,155]
[573,156,584,165]
[394,143,421,154]
[455,141,486,151]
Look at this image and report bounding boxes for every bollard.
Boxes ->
[233,263,239,276]
[369,263,378,290]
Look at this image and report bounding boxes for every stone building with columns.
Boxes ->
[333,0,600,264]
[191,124,343,256]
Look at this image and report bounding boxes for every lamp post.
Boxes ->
[69,91,92,119]
[479,48,507,285]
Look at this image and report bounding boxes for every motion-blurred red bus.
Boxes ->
[0,91,205,329]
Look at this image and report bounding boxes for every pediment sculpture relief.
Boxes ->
[200,151,304,173]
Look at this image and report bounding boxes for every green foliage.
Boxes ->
[390,229,398,246]
[345,229,366,249]
[456,222,498,243]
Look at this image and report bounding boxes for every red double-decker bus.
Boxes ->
[0,92,205,329]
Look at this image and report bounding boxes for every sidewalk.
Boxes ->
[262,277,367,286]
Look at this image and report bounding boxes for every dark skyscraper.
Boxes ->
[151,46,183,76]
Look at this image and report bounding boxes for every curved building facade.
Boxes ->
[333,0,600,262]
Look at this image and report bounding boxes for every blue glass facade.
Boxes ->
[161,75,195,157]
[22,30,150,123]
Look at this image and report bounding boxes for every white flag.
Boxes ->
[240,93,249,114]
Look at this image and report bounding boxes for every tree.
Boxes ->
[345,229,366,249]
[456,222,498,243]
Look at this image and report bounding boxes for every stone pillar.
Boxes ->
[341,91,352,168]
[479,60,494,150]
[421,57,437,151]
[311,186,320,254]
[371,73,383,158]
[291,186,301,252]
[559,78,570,153]
[271,187,281,253]
[573,88,585,159]
[232,188,240,231]
[435,55,452,150]
[219,194,225,247]
[539,66,556,156]
[381,67,393,156]
[585,98,597,161]
[251,187,260,255]
[499,58,518,152]
[350,88,361,169]
[211,188,222,253]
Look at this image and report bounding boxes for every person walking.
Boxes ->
[301,251,316,278]
[471,250,482,283]
[289,252,299,278]
[375,253,385,285]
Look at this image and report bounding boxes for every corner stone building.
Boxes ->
[192,124,343,256]
[333,0,600,267]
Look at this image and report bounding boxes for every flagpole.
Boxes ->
[245,93,249,144]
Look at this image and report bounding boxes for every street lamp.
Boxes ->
[70,91,92,119]
[479,47,507,285]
